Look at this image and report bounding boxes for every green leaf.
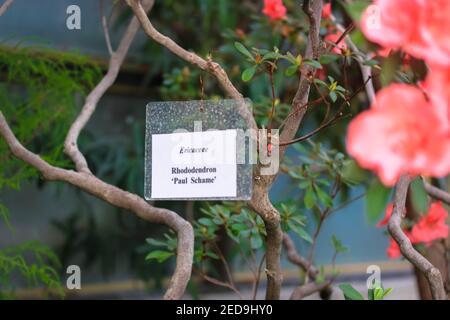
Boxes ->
[262,52,281,61]
[341,159,368,185]
[242,65,257,82]
[313,78,328,87]
[285,65,298,76]
[368,288,375,300]
[382,287,393,298]
[366,179,392,224]
[410,177,428,213]
[198,217,214,226]
[205,251,220,260]
[338,283,364,300]
[303,59,322,69]
[290,223,313,243]
[213,217,224,225]
[283,51,298,65]
[231,223,248,232]
[373,287,384,300]
[314,186,333,207]
[331,235,349,253]
[0,203,13,231]
[319,54,339,64]
[304,185,316,209]
[145,250,173,263]
[145,238,167,247]
[234,42,254,61]
[329,91,337,103]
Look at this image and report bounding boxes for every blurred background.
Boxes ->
[0,0,418,299]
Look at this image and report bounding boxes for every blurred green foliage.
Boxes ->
[0,241,64,299]
[0,45,101,298]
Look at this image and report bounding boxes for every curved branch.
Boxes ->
[125,0,257,130]
[0,112,194,300]
[283,233,318,278]
[64,0,155,173]
[388,175,447,300]
[289,276,335,300]
[100,0,114,56]
[423,180,450,205]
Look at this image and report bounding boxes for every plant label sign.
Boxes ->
[144,99,253,201]
[151,129,237,199]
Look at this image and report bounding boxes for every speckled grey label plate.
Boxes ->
[145,99,253,201]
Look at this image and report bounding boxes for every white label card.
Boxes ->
[151,129,237,199]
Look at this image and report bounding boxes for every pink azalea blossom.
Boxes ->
[262,0,287,21]
[424,65,450,131]
[411,202,449,243]
[322,3,332,19]
[347,84,450,186]
[324,32,348,54]
[361,0,450,66]
[376,203,393,227]
[386,237,401,259]
[387,230,418,259]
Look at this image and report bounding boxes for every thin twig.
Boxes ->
[267,65,276,132]
[283,233,319,279]
[423,180,450,205]
[331,15,375,103]
[304,178,341,283]
[64,0,155,174]
[125,0,256,130]
[0,0,13,16]
[290,276,336,300]
[100,0,114,56]
[211,242,238,294]
[197,269,243,299]
[279,76,371,146]
[251,254,266,300]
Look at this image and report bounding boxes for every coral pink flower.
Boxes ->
[424,66,450,131]
[262,0,287,21]
[360,0,421,50]
[411,202,449,243]
[325,32,347,54]
[347,84,450,186]
[322,3,332,19]
[387,237,401,259]
[410,0,450,66]
[377,47,391,58]
[377,203,393,227]
[361,0,450,66]
[387,230,418,259]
